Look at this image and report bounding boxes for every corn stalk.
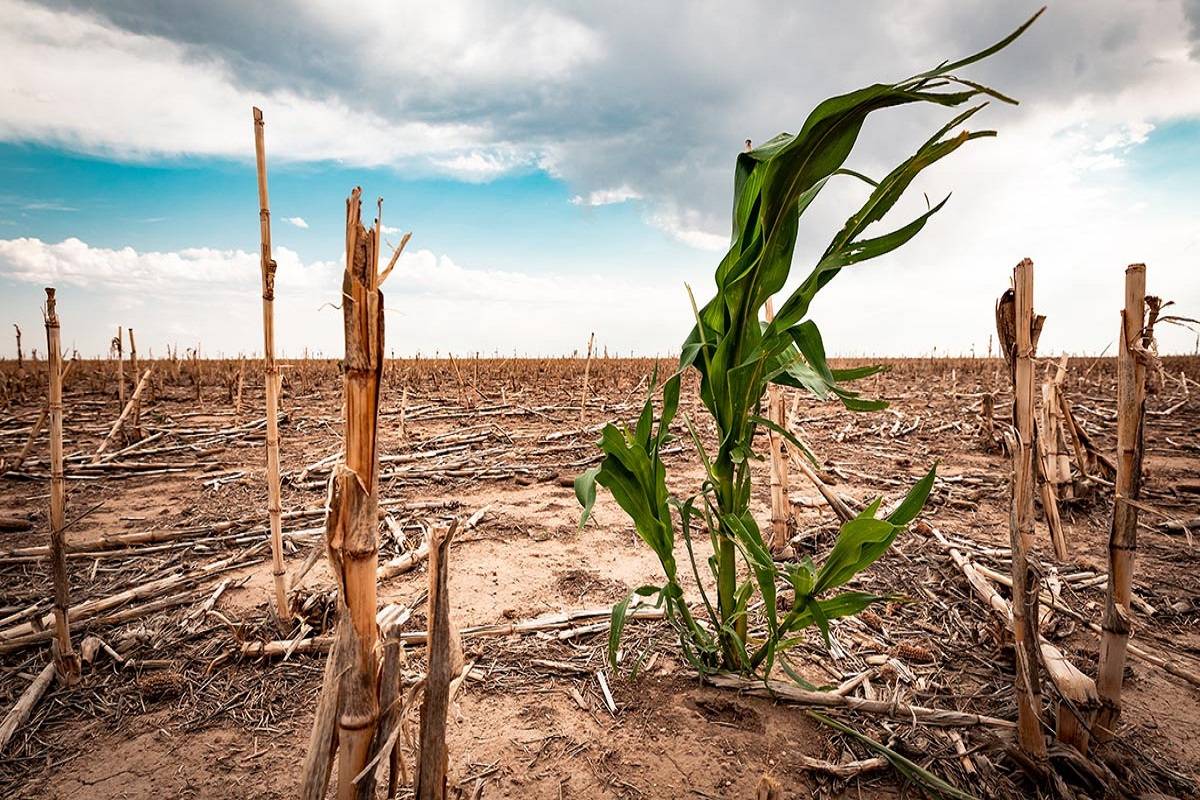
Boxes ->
[252,107,290,621]
[578,12,1039,674]
[300,188,386,799]
[44,288,79,685]
[1095,264,1149,742]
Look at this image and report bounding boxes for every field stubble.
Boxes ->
[0,354,1198,798]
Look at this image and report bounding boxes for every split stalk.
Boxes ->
[300,188,386,799]
[1095,263,1148,742]
[1006,259,1046,759]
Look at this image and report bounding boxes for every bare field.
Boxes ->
[1,355,1198,799]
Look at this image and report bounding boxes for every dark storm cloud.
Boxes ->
[1185,0,1200,58]
[19,1,1200,235]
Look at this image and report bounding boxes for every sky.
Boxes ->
[1,0,1198,359]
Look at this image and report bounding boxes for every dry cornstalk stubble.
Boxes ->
[43,288,79,685]
[997,259,1046,761]
[301,188,392,800]
[1095,264,1151,744]
[415,522,461,800]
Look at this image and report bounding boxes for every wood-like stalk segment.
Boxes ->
[1095,263,1148,743]
[299,616,353,800]
[579,332,594,422]
[1039,358,1074,558]
[252,107,289,621]
[787,450,852,524]
[1058,389,1092,486]
[191,347,202,400]
[234,356,245,415]
[707,672,1015,729]
[327,188,385,800]
[114,325,125,407]
[128,328,138,390]
[369,622,406,798]
[128,328,143,428]
[764,299,789,553]
[1044,357,1073,492]
[1000,259,1046,760]
[1035,443,1067,559]
[0,661,55,754]
[92,368,152,462]
[979,391,996,450]
[43,288,79,685]
[417,522,458,800]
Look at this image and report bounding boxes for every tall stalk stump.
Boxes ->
[300,189,385,800]
[997,259,1046,760]
[252,107,290,621]
[1095,263,1148,743]
[43,288,79,685]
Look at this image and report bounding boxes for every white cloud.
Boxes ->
[1094,121,1155,152]
[428,149,535,182]
[0,0,528,177]
[310,2,602,87]
[647,207,729,253]
[22,201,78,212]
[283,216,308,229]
[0,236,337,294]
[0,236,689,357]
[570,185,642,206]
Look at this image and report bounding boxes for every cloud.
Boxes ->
[0,236,690,356]
[283,216,308,229]
[0,0,529,176]
[1094,122,1155,153]
[570,185,642,206]
[428,149,536,182]
[12,1,1200,220]
[4,1,1200,354]
[1186,0,1200,58]
[647,206,728,252]
[0,236,337,294]
[22,201,77,212]
[794,110,1200,358]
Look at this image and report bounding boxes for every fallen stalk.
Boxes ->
[2,358,77,476]
[706,673,1016,729]
[0,661,56,754]
[92,368,153,462]
[958,550,1200,690]
[242,605,665,658]
[931,526,1096,751]
[0,548,262,652]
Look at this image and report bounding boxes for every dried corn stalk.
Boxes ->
[252,107,290,620]
[1001,260,1046,760]
[43,288,79,684]
[301,188,386,800]
[1095,264,1149,743]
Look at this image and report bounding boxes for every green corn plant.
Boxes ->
[577,11,1040,675]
